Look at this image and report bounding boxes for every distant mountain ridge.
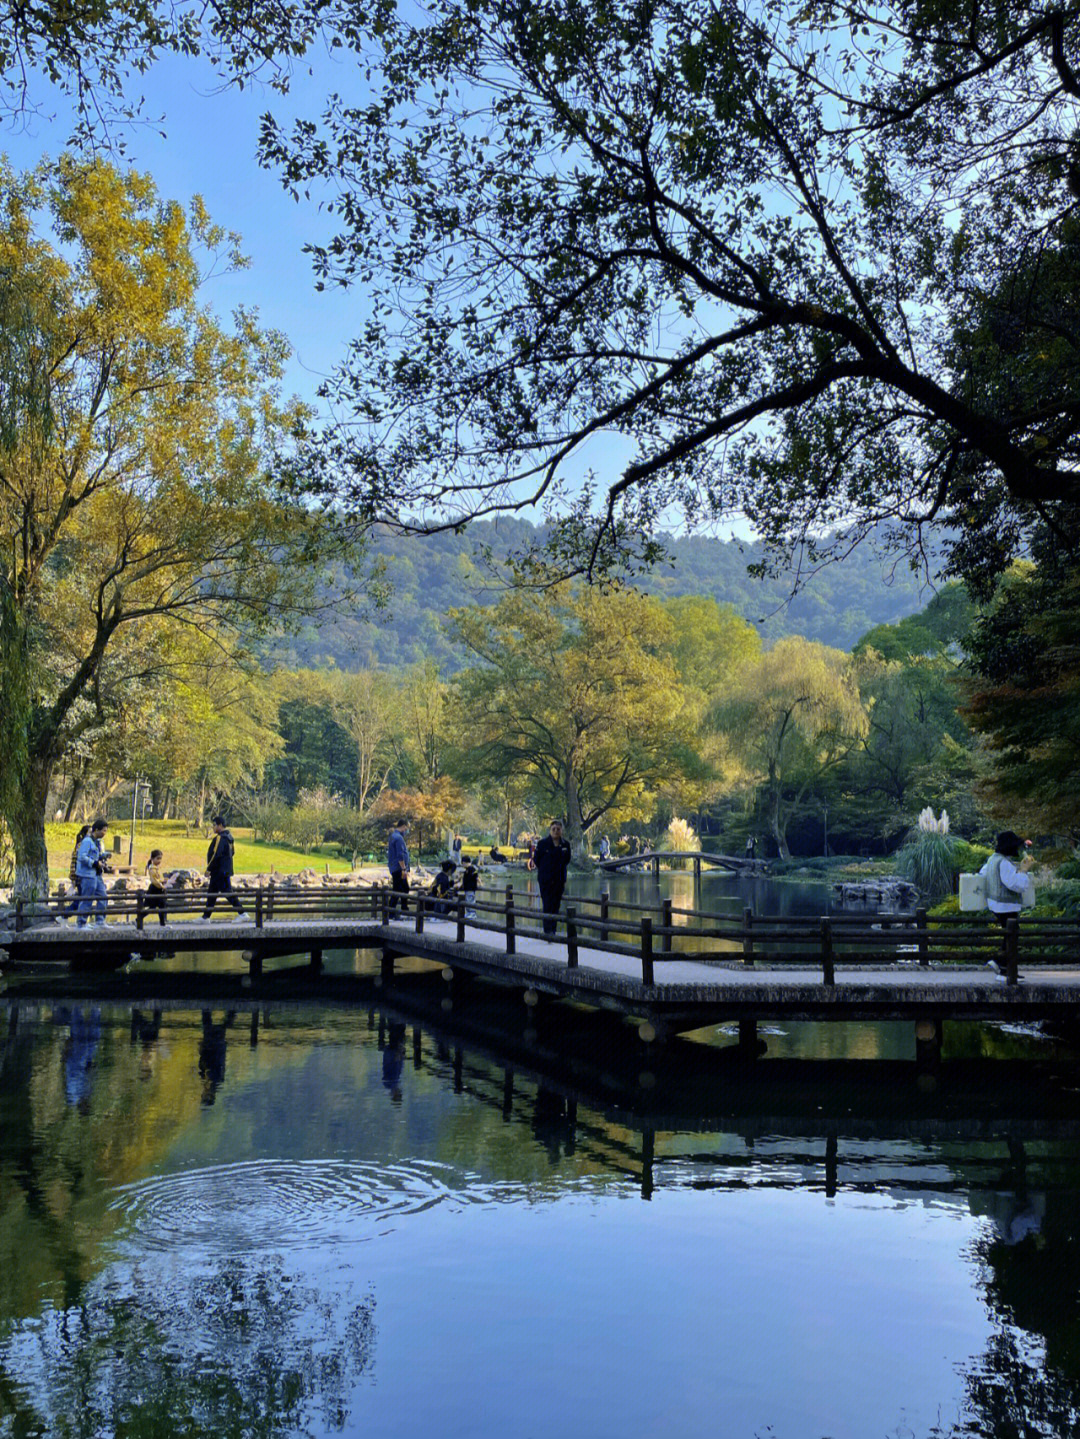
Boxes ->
[275,519,939,671]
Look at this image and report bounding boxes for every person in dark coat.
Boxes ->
[200,817,249,922]
[387,819,411,917]
[533,820,572,937]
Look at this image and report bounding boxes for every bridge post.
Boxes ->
[381,887,390,925]
[821,917,835,985]
[694,856,701,881]
[915,1019,942,1073]
[456,896,466,944]
[742,906,754,967]
[1005,917,1020,985]
[652,854,660,879]
[310,947,323,975]
[267,879,275,923]
[136,890,145,932]
[250,1011,259,1047]
[249,948,263,980]
[505,885,516,955]
[255,889,263,930]
[600,891,610,932]
[641,916,654,985]
[916,908,928,966]
[661,897,673,954]
[381,947,395,983]
[825,1133,838,1199]
[415,892,425,935]
[566,907,578,968]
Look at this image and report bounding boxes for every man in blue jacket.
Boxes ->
[200,817,251,922]
[387,819,411,917]
[75,819,110,927]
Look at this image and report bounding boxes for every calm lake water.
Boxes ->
[2,872,1079,1438]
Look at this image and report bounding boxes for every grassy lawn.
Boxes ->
[44,819,358,880]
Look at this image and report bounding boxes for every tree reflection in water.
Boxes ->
[1,1253,375,1437]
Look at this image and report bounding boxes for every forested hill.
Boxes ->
[278,520,939,671]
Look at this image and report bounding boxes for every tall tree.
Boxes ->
[714,637,869,857]
[450,586,698,860]
[261,0,1080,590]
[0,156,357,894]
[964,542,1080,833]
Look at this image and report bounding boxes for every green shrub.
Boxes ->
[950,839,991,875]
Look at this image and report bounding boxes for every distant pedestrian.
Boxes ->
[526,838,537,870]
[75,820,110,928]
[461,856,479,918]
[533,820,572,937]
[200,817,250,922]
[598,835,611,862]
[451,833,464,867]
[144,849,169,927]
[745,835,756,861]
[387,819,411,917]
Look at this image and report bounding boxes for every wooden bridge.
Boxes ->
[595,849,766,876]
[2,881,1079,1064]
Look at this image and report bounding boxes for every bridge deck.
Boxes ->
[5,912,1080,1030]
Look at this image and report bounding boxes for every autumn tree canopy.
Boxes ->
[0,156,359,894]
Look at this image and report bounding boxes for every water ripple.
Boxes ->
[109,1158,465,1252]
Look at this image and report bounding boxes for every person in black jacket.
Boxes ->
[533,820,572,936]
[200,817,250,922]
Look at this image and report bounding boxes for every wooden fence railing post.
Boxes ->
[457,896,466,944]
[821,916,835,986]
[600,891,610,931]
[381,887,390,925]
[14,900,23,934]
[267,879,276,923]
[1005,916,1020,985]
[916,908,928,967]
[415,892,425,934]
[255,888,263,930]
[566,907,578,968]
[662,897,673,954]
[641,916,654,985]
[743,906,754,967]
[136,890,145,932]
[505,885,515,955]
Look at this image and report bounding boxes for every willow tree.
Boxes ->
[0,156,357,896]
[714,638,869,858]
[450,587,701,861]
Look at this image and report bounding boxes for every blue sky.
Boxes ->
[1,50,365,410]
[1,48,755,542]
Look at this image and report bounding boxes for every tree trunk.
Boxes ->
[63,767,84,823]
[9,754,53,898]
[767,763,790,860]
[504,796,513,848]
[196,773,207,830]
[564,769,590,864]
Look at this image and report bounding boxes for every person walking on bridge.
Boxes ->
[387,819,411,918]
[533,820,572,937]
[200,817,250,923]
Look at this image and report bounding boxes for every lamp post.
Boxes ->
[128,777,149,866]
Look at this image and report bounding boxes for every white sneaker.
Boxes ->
[234,912,253,923]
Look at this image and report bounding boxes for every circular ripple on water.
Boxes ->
[109,1158,463,1252]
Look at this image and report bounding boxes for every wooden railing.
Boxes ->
[10,881,1080,987]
